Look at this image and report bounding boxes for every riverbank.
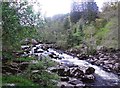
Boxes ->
[2,53,60,87]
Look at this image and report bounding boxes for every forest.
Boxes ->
[1,0,120,88]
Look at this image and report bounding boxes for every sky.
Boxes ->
[32,0,117,17]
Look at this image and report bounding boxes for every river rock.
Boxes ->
[61,77,69,81]
[103,65,111,72]
[85,67,95,75]
[49,52,56,58]
[31,39,38,45]
[57,68,65,76]
[57,82,74,88]
[78,54,88,60]
[64,68,71,76]
[75,84,85,88]
[19,62,29,70]
[32,70,40,74]
[94,61,101,66]
[4,83,16,87]
[2,66,21,75]
[41,45,49,51]
[68,79,83,85]
[113,63,120,72]
[74,68,84,78]
[49,67,58,73]
[9,62,19,68]
[82,74,95,82]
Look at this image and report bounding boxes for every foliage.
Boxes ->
[2,2,21,51]
[94,18,107,29]
[27,57,58,71]
[70,0,98,23]
[2,2,43,60]
[23,57,59,88]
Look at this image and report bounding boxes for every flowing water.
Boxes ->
[47,48,120,87]
[22,45,120,87]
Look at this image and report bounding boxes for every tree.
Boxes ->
[2,2,21,51]
[11,1,44,28]
[2,1,44,59]
[70,0,98,23]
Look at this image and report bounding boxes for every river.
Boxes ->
[22,45,120,87]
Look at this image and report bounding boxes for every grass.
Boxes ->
[15,57,35,62]
[2,75,38,87]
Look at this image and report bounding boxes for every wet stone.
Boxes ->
[32,70,40,74]
[61,77,69,81]
[49,67,58,73]
[57,68,65,76]
[74,83,85,88]
[64,69,71,76]
[68,79,83,85]
[82,74,95,83]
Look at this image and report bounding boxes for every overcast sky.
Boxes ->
[32,0,117,17]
